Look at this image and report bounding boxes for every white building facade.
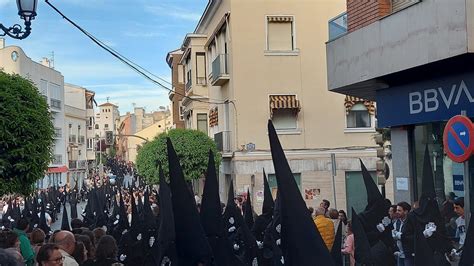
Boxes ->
[0,39,67,188]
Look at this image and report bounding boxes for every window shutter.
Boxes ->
[268,19,293,51]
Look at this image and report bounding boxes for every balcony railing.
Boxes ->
[78,136,85,144]
[328,12,347,41]
[69,135,76,143]
[78,160,87,169]
[50,99,61,110]
[52,155,62,165]
[69,160,77,169]
[211,54,230,86]
[214,131,231,152]
[54,128,62,138]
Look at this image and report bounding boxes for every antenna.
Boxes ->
[50,51,55,69]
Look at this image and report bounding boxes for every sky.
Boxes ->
[0,0,207,113]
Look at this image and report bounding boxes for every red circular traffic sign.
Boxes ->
[443,115,474,163]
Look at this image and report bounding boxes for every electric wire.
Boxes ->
[44,0,227,105]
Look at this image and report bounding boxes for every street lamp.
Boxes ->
[0,0,38,40]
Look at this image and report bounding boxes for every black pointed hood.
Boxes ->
[244,189,254,230]
[118,190,129,230]
[222,181,257,265]
[413,146,444,224]
[129,188,140,233]
[330,221,343,266]
[61,204,71,231]
[200,150,244,266]
[413,221,436,266]
[262,170,274,215]
[21,198,31,219]
[357,160,390,233]
[351,208,374,264]
[252,170,274,243]
[261,190,284,266]
[360,159,383,206]
[459,214,474,266]
[143,187,156,231]
[38,202,51,236]
[167,138,212,264]
[69,193,78,219]
[268,120,334,265]
[153,164,178,265]
[420,145,436,200]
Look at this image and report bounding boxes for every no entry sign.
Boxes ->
[443,115,474,163]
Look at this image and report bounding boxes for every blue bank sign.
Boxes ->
[377,73,474,127]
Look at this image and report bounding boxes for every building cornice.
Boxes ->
[194,0,222,34]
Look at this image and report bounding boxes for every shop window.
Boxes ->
[346,103,371,128]
[412,122,474,216]
[267,16,295,51]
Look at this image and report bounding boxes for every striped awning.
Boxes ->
[269,95,301,117]
[344,96,376,115]
[268,16,293,22]
[209,108,218,127]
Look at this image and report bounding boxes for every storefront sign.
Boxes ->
[396,177,409,191]
[453,175,464,191]
[443,115,474,163]
[377,73,474,127]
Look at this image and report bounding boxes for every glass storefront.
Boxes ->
[412,122,474,213]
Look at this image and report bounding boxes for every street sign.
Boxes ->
[443,115,474,163]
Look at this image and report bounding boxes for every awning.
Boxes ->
[269,95,301,117]
[47,166,68,173]
[209,108,218,127]
[267,16,293,22]
[344,95,376,115]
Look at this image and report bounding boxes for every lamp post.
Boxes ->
[0,0,38,40]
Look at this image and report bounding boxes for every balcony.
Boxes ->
[328,12,347,41]
[326,0,472,97]
[69,160,77,169]
[214,131,231,153]
[78,136,85,144]
[54,128,62,139]
[77,160,87,169]
[211,54,230,86]
[69,135,76,143]
[52,155,62,165]
[50,99,61,111]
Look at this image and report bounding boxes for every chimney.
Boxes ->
[0,38,5,49]
[40,57,51,68]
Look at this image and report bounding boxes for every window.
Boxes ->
[272,109,297,130]
[104,124,109,129]
[39,79,48,96]
[346,103,371,128]
[268,173,301,198]
[179,101,184,121]
[196,53,206,85]
[49,83,61,100]
[95,124,99,130]
[346,171,377,218]
[197,113,208,133]
[87,138,94,150]
[267,16,295,51]
[269,95,300,130]
[178,64,184,84]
